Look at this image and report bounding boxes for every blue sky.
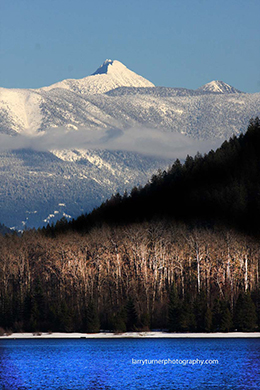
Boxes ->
[0,0,260,92]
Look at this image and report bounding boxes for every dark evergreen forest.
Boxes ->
[1,118,260,334]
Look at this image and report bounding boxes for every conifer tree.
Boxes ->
[58,301,74,332]
[204,307,213,333]
[234,292,257,331]
[168,283,181,332]
[178,300,195,332]
[193,292,208,332]
[126,298,138,331]
[213,299,233,332]
[111,309,127,333]
[84,301,100,333]
[220,305,233,332]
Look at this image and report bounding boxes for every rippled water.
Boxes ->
[0,338,260,389]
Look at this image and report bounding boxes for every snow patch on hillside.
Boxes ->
[52,149,117,175]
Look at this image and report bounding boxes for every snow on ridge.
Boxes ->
[197,80,242,94]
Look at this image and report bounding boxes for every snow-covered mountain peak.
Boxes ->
[40,59,154,94]
[197,80,242,94]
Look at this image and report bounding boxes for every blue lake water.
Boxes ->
[0,338,260,389]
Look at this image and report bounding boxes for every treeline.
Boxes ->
[45,117,260,237]
[0,222,259,333]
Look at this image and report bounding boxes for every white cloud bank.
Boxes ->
[0,126,224,160]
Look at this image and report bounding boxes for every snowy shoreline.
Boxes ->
[1,332,260,339]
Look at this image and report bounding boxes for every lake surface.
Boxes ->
[0,338,260,389]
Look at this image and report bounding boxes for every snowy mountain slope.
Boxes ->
[0,60,155,135]
[106,86,216,97]
[0,87,43,134]
[37,88,123,131]
[0,77,258,140]
[0,148,168,230]
[85,90,260,139]
[39,59,155,95]
[1,85,259,140]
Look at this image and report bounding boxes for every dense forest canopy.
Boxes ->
[1,118,260,333]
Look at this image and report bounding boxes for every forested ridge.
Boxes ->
[1,119,260,333]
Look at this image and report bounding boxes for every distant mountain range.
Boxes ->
[0,59,259,139]
[0,60,259,230]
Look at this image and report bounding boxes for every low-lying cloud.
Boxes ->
[0,126,224,160]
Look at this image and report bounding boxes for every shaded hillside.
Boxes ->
[52,118,260,235]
